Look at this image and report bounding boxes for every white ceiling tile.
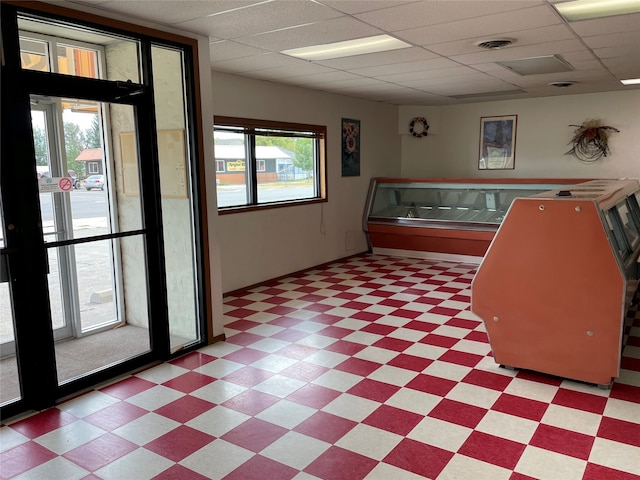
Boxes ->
[234,16,383,51]
[395,5,562,46]
[209,40,270,63]
[449,39,584,65]
[211,53,302,73]
[582,31,640,49]
[424,24,576,57]
[315,47,438,70]
[593,46,640,59]
[246,62,341,80]
[289,71,366,85]
[178,0,343,38]
[377,66,478,82]
[317,1,417,15]
[349,57,460,76]
[355,1,543,32]
[569,13,640,37]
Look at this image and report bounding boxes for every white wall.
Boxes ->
[399,91,640,179]
[211,72,400,293]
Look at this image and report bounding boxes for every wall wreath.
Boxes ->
[409,117,429,138]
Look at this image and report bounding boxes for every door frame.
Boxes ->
[0,2,210,420]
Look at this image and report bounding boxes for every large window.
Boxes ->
[214,116,326,210]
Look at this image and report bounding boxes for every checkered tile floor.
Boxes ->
[2,254,639,479]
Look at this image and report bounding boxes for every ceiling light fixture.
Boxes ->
[621,78,640,85]
[475,38,515,49]
[282,35,411,61]
[553,0,640,22]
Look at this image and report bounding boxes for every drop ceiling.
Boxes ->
[66,0,640,105]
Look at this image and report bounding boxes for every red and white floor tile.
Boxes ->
[1,254,639,479]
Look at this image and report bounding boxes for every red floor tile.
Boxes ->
[438,350,483,367]
[350,311,383,322]
[162,371,216,393]
[596,416,640,447]
[63,433,137,471]
[372,337,413,352]
[221,417,288,453]
[221,389,280,416]
[419,334,460,348]
[429,306,463,317]
[529,424,595,460]
[583,463,640,480]
[491,393,549,422]
[552,388,608,415]
[84,401,148,431]
[324,340,367,356]
[404,320,439,333]
[222,366,275,387]
[268,316,304,329]
[99,376,157,400]
[154,395,216,424]
[152,464,212,480]
[310,313,343,325]
[223,455,298,480]
[265,305,297,316]
[610,383,640,404]
[9,408,77,439]
[225,332,265,348]
[279,361,328,383]
[318,326,355,339]
[389,308,423,319]
[406,373,456,397]
[0,441,57,478]
[363,404,423,436]
[286,383,342,409]
[387,353,433,372]
[225,319,262,331]
[464,330,489,343]
[458,431,526,470]
[304,446,378,480]
[383,438,454,479]
[223,347,269,365]
[275,344,318,361]
[294,411,357,444]
[360,323,397,336]
[145,425,215,462]
[428,399,487,429]
[347,378,400,403]
[225,307,259,319]
[169,352,216,370]
[462,369,513,391]
[270,328,309,342]
[335,357,381,376]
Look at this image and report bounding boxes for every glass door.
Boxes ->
[1,3,207,418]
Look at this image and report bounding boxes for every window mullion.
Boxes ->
[247,132,258,205]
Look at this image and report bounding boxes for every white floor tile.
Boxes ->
[541,404,602,435]
[261,431,330,470]
[180,439,254,479]
[125,385,184,411]
[422,360,472,381]
[135,363,189,384]
[504,378,560,403]
[57,391,119,418]
[34,420,105,455]
[112,412,179,446]
[407,416,471,452]
[603,398,640,424]
[353,346,399,364]
[367,365,418,387]
[445,383,501,409]
[255,400,316,429]
[250,354,298,373]
[304,350,349,368]
[253,374,306,398]
[336,423,403,460]
[403,343,447,360]
[14,457,89,480]
[190,379,247,404]
[186,405,250,437]
[385,389,441,416]
[322,393,380,422]
[514,446,587,480]
[588,437,640,473]
[475,410,538,444]
[364,462,427,480]
[247,337,290,353]
[312,370,363,392]
[438,453,511,480]
[342,331,384,345]
[95,447,173,480]
[0,426,29,453]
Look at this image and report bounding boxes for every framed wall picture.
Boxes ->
[479,115,517,170]
[341,118,360,177]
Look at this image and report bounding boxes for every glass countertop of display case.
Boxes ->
[367,181,576,227]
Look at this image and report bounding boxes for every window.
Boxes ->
[89,162,99,174]
[214,116,326,210]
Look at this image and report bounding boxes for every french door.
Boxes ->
[1,3,208,419]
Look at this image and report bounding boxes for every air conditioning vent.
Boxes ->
[475,38,514,49]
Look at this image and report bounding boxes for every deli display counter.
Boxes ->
[363,178,589,259]
[472,179,640,386]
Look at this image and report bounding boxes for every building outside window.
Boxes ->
[213,116,326,210]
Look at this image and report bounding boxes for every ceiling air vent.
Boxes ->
[475,38,515,49]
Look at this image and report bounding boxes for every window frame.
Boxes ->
[214,116,327,214]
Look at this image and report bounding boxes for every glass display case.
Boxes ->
[363,178,589,259]
[472,179,640,386]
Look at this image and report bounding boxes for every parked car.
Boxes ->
[84,174,105,191]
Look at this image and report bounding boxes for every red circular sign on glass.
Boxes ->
[59,177,73,192]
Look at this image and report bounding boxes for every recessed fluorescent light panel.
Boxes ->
[554,0,640,21]
[621,78,640,85]
[282,35,411,61]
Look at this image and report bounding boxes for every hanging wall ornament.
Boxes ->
[566,119,619,163]
[409,117,429,138]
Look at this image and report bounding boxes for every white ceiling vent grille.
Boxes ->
[475,39,515,49]
[498,55,575,76]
